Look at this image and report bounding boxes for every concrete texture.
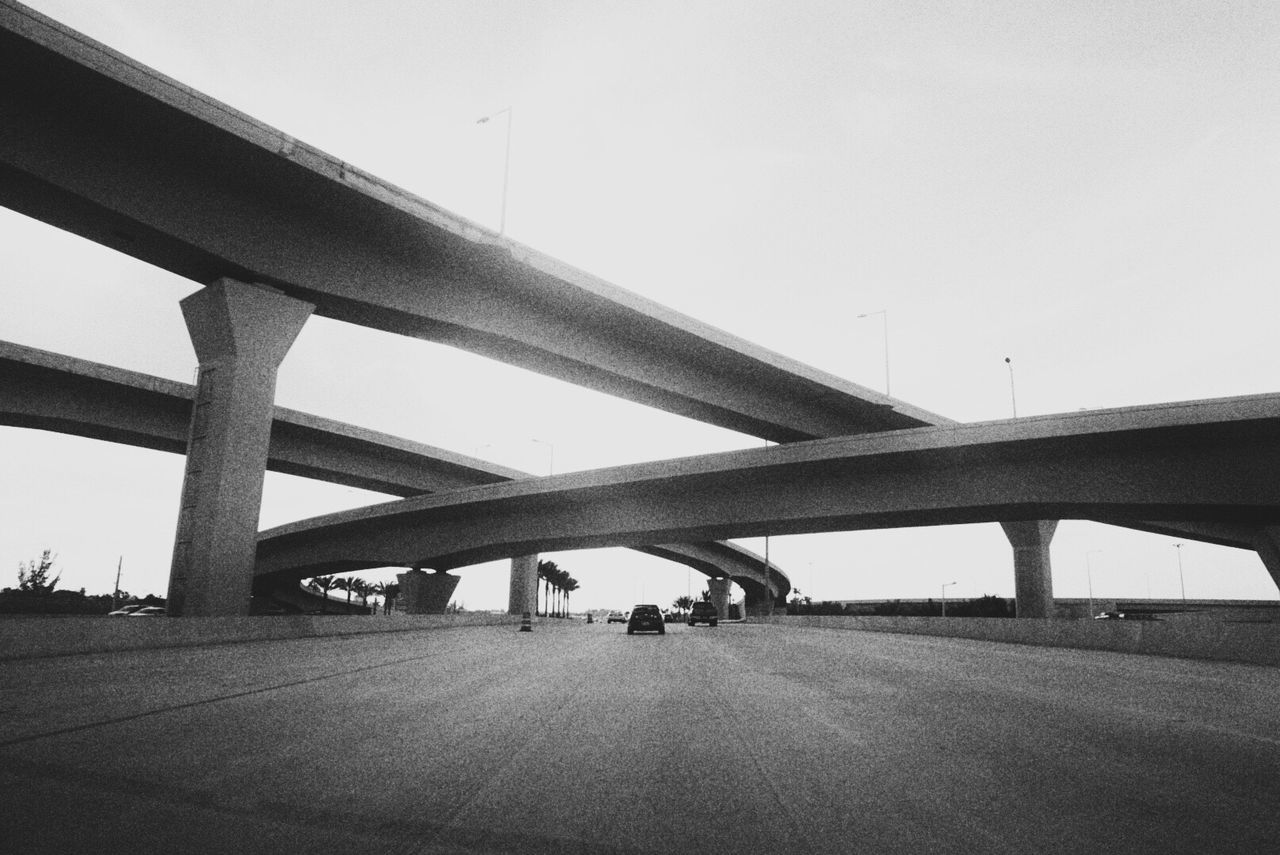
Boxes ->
[397,569,461,615]
[2,623,1276,854]
[707,577,731,620]
[507,555,539,616]
[167,280,313,616]
[1000,519,1058,618]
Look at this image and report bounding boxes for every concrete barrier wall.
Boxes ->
[764,615,1280,668]
[0,613,521,661]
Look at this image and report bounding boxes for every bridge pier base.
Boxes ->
[1000,520,1058,618]
[744,584,780,618]
[397,568,461,614]
[707,577,731,620]
[166,278,313,616]
[508,555,539,616]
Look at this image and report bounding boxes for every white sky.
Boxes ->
[3,0,1279,609]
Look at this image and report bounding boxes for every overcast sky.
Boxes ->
[3,0,1279,610]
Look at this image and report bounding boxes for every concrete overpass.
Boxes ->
[0,2,940,444]
[0,1,933,615]
[255,394,1280,614]
[1,2,1269,615]
[0,340,789,608]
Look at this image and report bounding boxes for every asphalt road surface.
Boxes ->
[2,620,1277,854]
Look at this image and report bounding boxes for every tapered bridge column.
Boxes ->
[166,279,314,616]
[1000,520,1058,618]
[398,568,461,614]
[707,577,731,620]
[508,555,539,616]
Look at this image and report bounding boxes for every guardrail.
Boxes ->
[0,613,520,660]
[759,614,1280,667]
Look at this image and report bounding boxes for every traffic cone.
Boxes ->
[519,611,533,632]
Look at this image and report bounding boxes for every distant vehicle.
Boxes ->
[106,604,143,617]
[128,606,167,617]
[688,601,718,627]
[606,611,627,624]
[1095,610,1159,621]
[626,604,665,635]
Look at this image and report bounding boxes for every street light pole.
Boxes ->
[1085,550,1101,618]
[112,555,123,612]
[941,581,956,617]
[476,106,513,235]
[856,310,890,395]
[1174,543,1186,602]
[763,438,772,617]
[1004,356,1017,417]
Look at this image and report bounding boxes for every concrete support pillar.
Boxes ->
[397,568,461,614]
[707,578,731,620]
[1251,527,1280,593]
[166,279,313,616]
[508,554,539,616]
[1000,520,1058,618]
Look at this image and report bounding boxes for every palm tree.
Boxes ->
[554,566,571,617]
[674,595,693,617]
[309,576,336,613]
[551,566,566,617]
[350,578,371,612]
[538,560,560,617]
[562,576,579,617]
[332,577,354,611]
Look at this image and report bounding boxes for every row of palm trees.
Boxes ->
[537,560,579,617]
[306,562,582,616]
[306,575,396,613]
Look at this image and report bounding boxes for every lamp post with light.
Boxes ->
[1174,543,1186,602]
[1005,356,1017,417]
[1086,550,1101,618]
[475,106,513,235]
[941,581,956,617]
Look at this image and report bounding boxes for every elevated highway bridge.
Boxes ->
[255,395,1280,607]
[2,1,1276,615]
[0,341,789,607]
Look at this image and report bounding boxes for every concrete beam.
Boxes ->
[0,3,943,444]
[253,397,1280,588]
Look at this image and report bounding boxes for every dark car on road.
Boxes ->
[688,601,718,627]
[626,604,665,635]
